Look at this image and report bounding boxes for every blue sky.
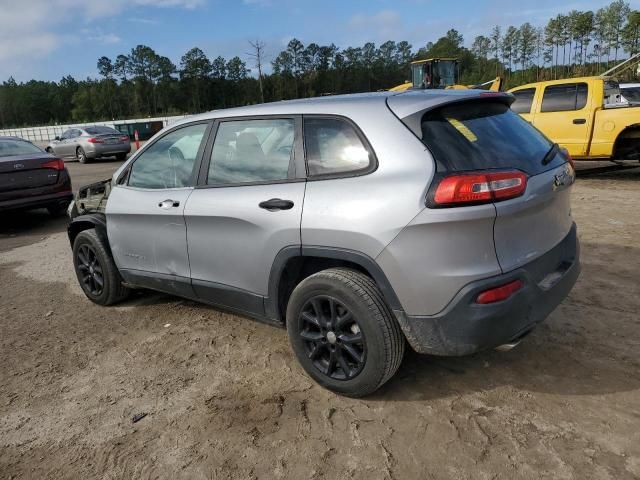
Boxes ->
[1,0,638,82]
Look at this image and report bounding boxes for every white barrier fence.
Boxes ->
[0,115,189,143]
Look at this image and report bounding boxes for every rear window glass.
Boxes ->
[85,126,118,135]
[0,139,43,157]
[622,86,640,102]
[420,101,564,175]
[541,83,588,112]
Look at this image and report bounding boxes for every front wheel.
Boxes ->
[286,268,405,397]
[73,229,130,305]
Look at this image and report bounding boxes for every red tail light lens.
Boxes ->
[434,170,527,206]
[476,279,523,304]
[42,158,65,170]
[87,137,103,143]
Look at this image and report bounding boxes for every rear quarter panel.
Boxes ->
[300,102,433,259]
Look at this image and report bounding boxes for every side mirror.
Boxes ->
[54,136,61,141]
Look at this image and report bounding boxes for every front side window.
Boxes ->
[128,123,208,189]
[304,117,372,176]
[511,88,536,114]
[541,83,588,112]
[208,118,294,185]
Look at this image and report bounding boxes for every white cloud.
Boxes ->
[0,0,205,79]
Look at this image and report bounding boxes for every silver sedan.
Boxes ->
[46,126,131,164]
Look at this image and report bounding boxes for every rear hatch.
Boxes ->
[391,94,574,273]
[0,153,61,194]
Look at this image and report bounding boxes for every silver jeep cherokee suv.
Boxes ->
[68,90,580,397]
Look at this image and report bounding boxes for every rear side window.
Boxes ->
[304,117,372,176]
[420,101,563,175]
[510,88,535,114]
[208,118,294,185]
[0,139,43,157]
[541,83,588,112]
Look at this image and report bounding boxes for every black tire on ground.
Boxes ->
[77,147,88,164]
[72,229,130,306]
[116,152,127,161]
[286,267,405,397]
[46,202,67,217]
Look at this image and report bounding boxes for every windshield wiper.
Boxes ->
[542,143,558,165]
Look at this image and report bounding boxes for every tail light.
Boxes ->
[42,158,65,170]
[476,279,523,304]
[433,170,527,206]
[560,147,574,169]
[119,135,129,142]
[87,137,103,144]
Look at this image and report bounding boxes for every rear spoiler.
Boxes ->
[387,91,514,140]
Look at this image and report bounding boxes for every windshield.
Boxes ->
[420,101,565,175]
[0,139,43,157]
[433,61,457,88]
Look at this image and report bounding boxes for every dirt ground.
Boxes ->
[1,161,639,480]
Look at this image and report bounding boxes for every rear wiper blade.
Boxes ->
[542,143,558,165]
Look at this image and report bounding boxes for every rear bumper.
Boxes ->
[85,143,130,158]
[394,223,580,356]
[0,170,73,212]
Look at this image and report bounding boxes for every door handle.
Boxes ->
[573,118,586,124]
[158,199,180,209]
[259,198,294,211]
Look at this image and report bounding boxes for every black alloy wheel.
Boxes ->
[298,295,366,380]
[76,244,104,296]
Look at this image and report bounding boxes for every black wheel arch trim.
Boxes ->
[266,245,403,322]
[68,213,112,256]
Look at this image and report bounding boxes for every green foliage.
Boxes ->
[0,1,638,128]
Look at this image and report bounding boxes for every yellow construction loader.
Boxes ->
[390,58,502,92]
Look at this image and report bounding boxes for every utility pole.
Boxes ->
[248,40,266,103]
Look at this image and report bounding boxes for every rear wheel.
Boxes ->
[73,229,129,305]
[286,268,405,397]
[76,147,88,164]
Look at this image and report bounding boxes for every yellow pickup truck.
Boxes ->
[508,76,640,161]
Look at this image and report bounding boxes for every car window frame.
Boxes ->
[540,82,589,113]
[116,119,213,190]
[196,114,305,188]
[302,114,378,181]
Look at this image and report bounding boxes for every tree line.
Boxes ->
[0,0,638,128]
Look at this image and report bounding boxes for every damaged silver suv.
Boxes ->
[68,90,580,397]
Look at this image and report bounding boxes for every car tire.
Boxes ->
[116,153,127,161]
[286,267,405,397]
[77,147,88,164]
[72,229,130,306]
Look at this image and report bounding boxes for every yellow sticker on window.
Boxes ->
[446,118,478,142]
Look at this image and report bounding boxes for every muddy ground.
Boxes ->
[1,161,639,479]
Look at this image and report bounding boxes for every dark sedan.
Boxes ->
[0,137,73,215]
